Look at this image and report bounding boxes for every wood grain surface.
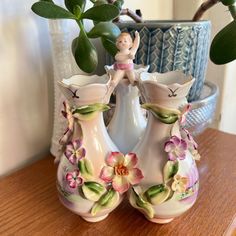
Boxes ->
[0,129,235,236]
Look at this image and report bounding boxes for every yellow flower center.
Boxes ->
[114,164,129,176]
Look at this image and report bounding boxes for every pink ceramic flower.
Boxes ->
[64,139,86,164]
[180,128,201,161]
[66,170,84,188]
[164,136,187,161]
[100,152,144,194]
[171,174,189,193]
[179,104,191,124]
[60,101,75,145]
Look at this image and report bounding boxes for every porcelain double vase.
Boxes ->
[128,71,201,224]
[56,71,201,224]
[56,74,144,222]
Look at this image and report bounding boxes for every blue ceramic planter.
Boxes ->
[106,21,211,102]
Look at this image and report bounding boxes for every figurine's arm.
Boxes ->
[130,31,140,56]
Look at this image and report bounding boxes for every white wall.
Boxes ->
[123,0,173,20]
[206,4,236,133]
[173,0,205,20]
[0,0,53,176]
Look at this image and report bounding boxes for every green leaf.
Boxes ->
[82,181,106,201]
[141,103,180,124]
[91,189,119,216]
[210,20,236,64]
[93,0,108,6]
[78,159,94,179]
[101,37,118,57]
[73,5,82,18]
[113,0,124,11]
[64,0,86,13]
[31,2,77,19]
[163,161,179,183]
[72,30,98,73]
[130,187,154,219]
[220,0,236,6]
[145,184,171,205]
[87,22,120,40]
[81,4,119,21]
[92,0,108,25]
[40,0,53,2]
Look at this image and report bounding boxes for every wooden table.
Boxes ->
[0,129,236,236]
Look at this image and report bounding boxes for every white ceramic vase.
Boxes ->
[105,64,149,154]
[128,71,201,224]
[56,74,124,222]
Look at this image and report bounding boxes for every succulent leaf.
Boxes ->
[32,2,77,19]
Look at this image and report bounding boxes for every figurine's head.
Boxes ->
[116,32,133,50]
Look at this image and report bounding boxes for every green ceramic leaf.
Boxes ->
[210,20,236,64]
[91,189,119,216]
[31,2,77,19]
[65,0,86,13]
[101,37,118,57]
[145,184,171,205]
[74,103,110,114]
[73,104,110,121]
[87,22,120,39]
[78,159,94,179]
[81,4,119,21]
[163,161,179,183]
[141,103,180,124]
[130,187,154,219]
[72,30,98,73]
[82,182,106,201]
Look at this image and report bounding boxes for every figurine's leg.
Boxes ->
[126,70,136,86]
[112,70,125,87]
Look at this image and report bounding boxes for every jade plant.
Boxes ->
[193,0,236,64]
[32,0,124,73]
[32,0,236,74]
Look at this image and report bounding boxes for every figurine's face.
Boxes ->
[116,35,133,50]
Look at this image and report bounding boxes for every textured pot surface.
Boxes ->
[106,20,211,102]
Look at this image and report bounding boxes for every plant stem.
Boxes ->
[192,0,220,21]
[120,8,143,23]
[77,20,86,34]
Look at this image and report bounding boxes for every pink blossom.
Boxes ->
[180,128,201,160]
[64,139,86,164]
[164,136,187,161]
[180,104,191,125]
[100,152,144,194]
[59,102,75,145]
[66,170,84,188]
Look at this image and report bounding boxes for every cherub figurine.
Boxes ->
[112,31,140,86]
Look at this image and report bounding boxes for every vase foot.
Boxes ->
[82,214,109,223]
[145,216,174,224]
